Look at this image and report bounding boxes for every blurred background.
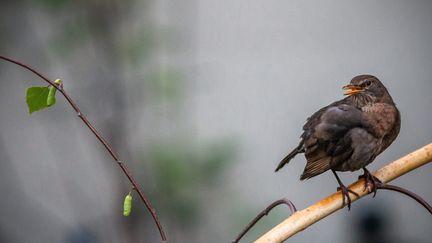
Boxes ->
[0,0,431,242]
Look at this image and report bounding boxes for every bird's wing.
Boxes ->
[300,103,364,179]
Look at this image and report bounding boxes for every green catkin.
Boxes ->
[123,193,132,216]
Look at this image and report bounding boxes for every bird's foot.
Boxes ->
[336,184,359,210]
[359,168,382,197]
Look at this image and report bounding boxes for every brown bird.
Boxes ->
[275,75,400,209]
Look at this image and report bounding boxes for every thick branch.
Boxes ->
[0,55,167,242]
[255,143,432,243]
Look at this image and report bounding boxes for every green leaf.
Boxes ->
[26,86,51,114]
[123,193,132,216]
[26,79,61,114]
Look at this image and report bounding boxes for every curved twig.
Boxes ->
[255,143,432,243]
[377,184,432,214]
[232,198,296,243]
[0,55,167,242]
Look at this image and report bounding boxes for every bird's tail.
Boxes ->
[275,142,303,172]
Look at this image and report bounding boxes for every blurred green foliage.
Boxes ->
[48,20,90,55]
[25,0,243,239]
[147,68,184,102]
[146,139,237,227]
[34,0,71,10]
[123,29,155,65]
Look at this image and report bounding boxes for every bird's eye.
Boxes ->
[364,80,372,87]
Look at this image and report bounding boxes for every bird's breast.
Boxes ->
[361,103,398,139]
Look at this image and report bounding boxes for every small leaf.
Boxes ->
[26,79,61,114]
[123,193,132,216]
[26,86,50,114]
[47,86,57,107]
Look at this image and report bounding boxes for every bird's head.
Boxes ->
[343,75,393,105]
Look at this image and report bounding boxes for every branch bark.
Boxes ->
[255,143,432,243]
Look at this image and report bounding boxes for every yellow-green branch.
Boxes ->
[255,143,432,243]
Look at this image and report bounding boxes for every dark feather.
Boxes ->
[284,102,365,179]
[275,141,304,172]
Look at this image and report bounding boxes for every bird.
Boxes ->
[275,75,400,209]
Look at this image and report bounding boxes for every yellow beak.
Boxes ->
[343,85,364,95]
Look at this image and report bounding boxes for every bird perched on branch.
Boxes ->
[275,75,400,209]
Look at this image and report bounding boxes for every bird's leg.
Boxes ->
[332,170,359,210]
[359,168,383,197]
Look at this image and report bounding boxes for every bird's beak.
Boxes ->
[343,85,364,95]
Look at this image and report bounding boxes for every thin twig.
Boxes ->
[232,198,296,243]
[255,143,432,243]
[377,184,432,214]
[0,55,167,242]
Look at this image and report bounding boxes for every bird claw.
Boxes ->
[359,168,383,197]
[336,185,359,210]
